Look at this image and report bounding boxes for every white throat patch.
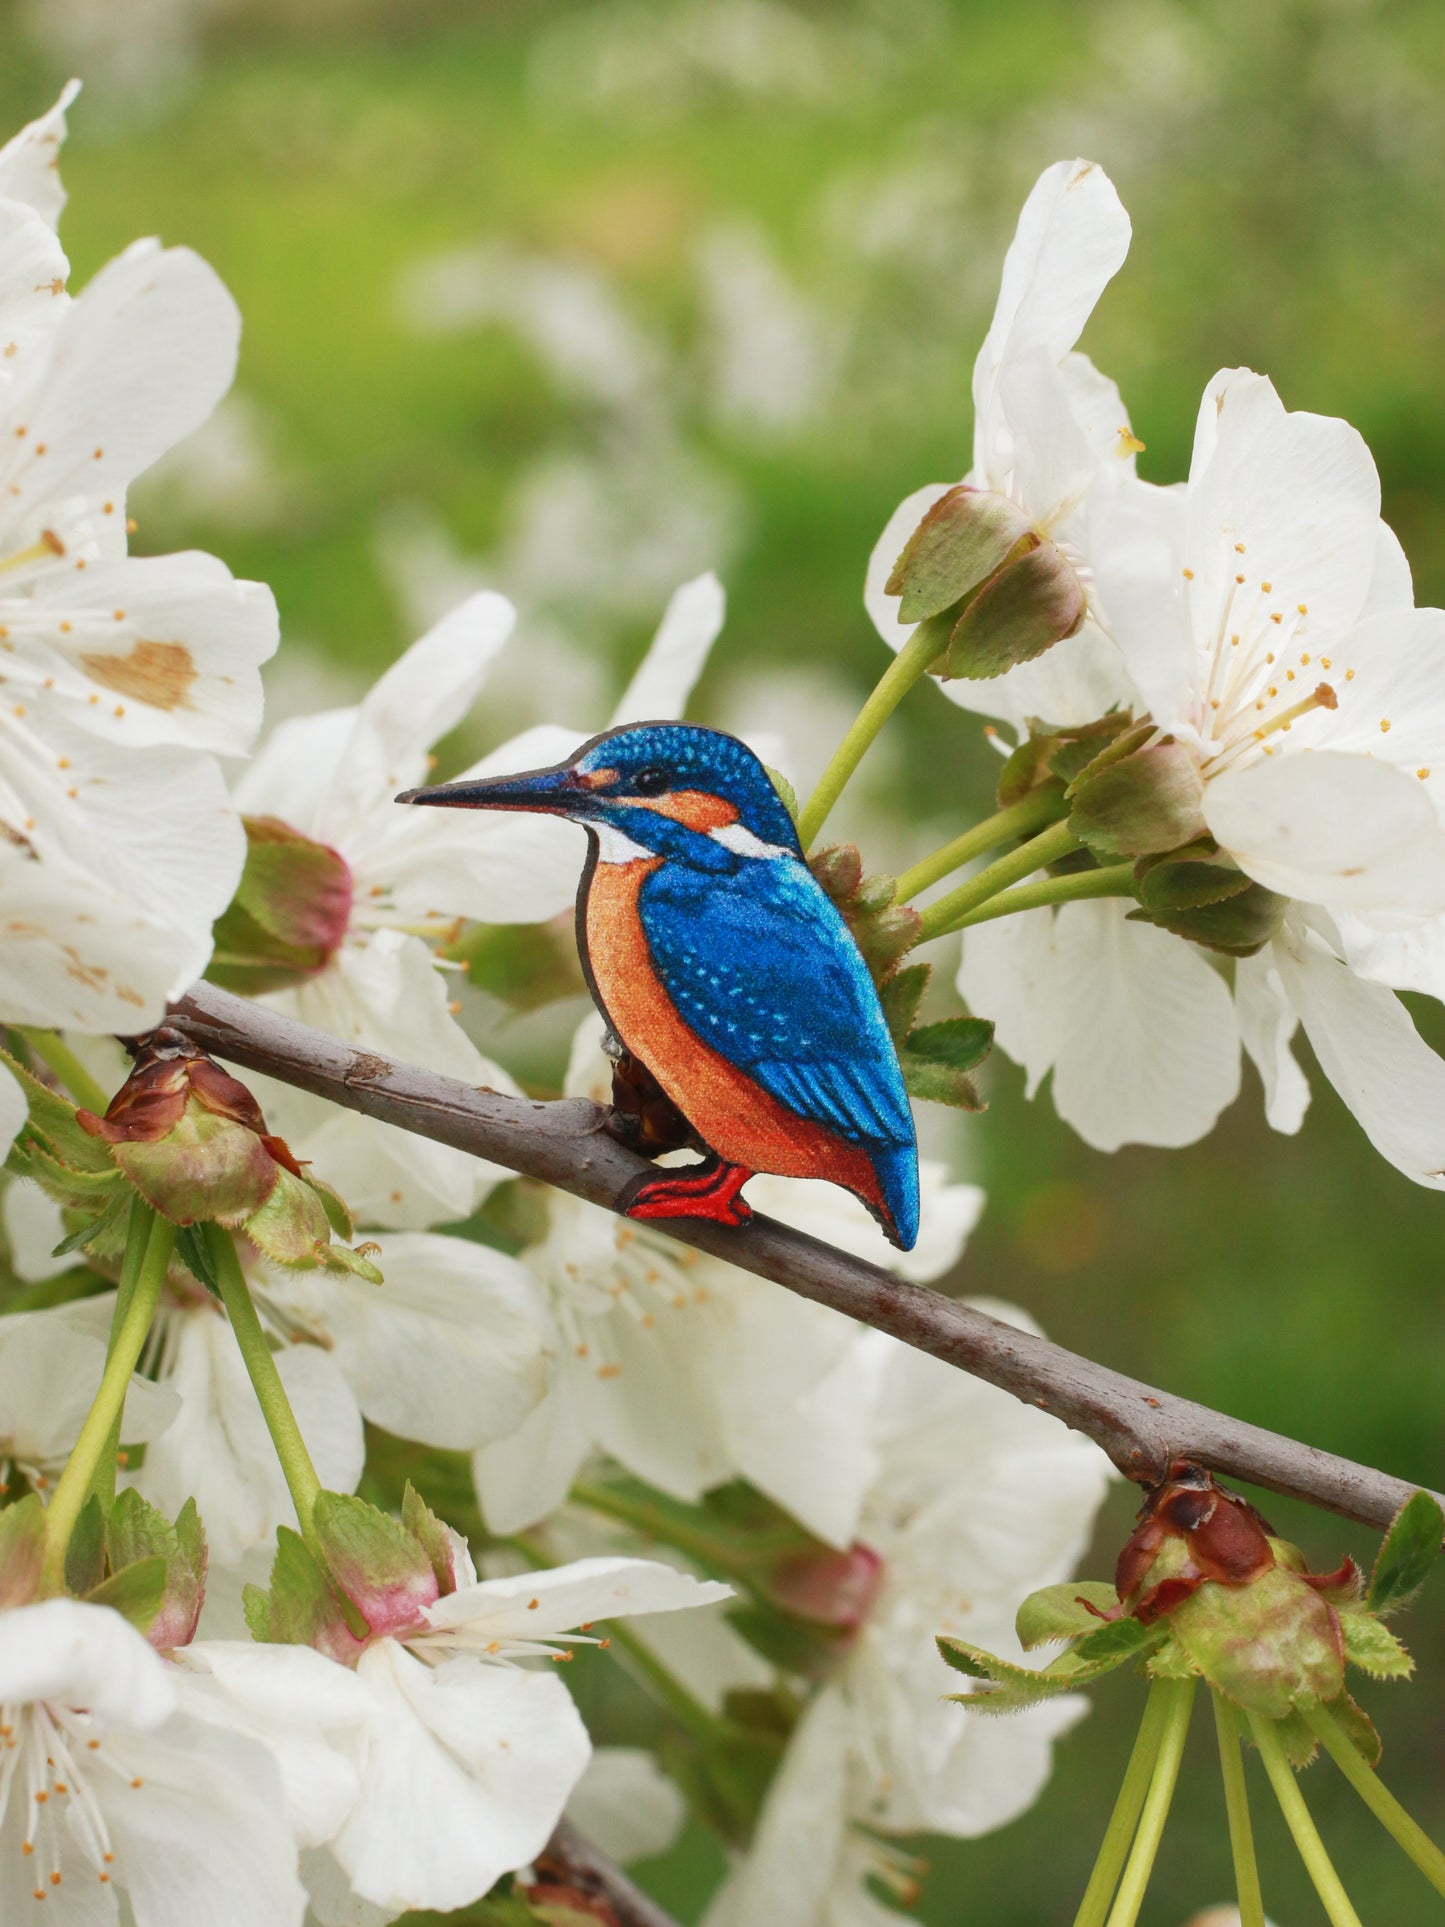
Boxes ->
[592,821,655,865]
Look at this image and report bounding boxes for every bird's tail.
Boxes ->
[869,1140,920,1253]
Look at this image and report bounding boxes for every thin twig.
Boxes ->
[169,981,1442,1534]
[536,1818,684,1927]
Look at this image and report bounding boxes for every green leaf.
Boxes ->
[1070,743,1208,860]
[1322,1689,1383,1768]
[253,1526,353,1650]
[50,1185,129,1257]
[0,1045,115,1174]
[900,1016,994,1110]
[879,963,930,1045]
[884,485,1033,625]
[105,1487,179,1573]
[1128,882,1288,958]
[84,1554,168,1633]
[64,1493,107,1598]
[242,1582,273,1643]
[1016,1582,1119,1650]
[18,1137,123,1214]
[1340,1609,1414,1679]
[1368,1491,1443,1616]
[1066,1615,1166,1668]
[938,1616,1161,1710]
[1270,1706,1320,1768]
[764,766,799,823]
[940,539,1086,681]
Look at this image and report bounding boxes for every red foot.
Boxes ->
[619,1160,754,1229]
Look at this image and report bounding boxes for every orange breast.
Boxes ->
[584,859,887,1215]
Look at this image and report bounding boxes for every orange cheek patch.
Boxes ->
[643,790,739,831]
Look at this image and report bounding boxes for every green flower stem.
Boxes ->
[89,1200,162,1511]
[1249,1711,1363,1927]
[938,861,1137,935]
[914,818,1083,942]
[1073,1679,1174,1927]
[1104,1677,1197,1927]
[18,1028,109,1115]
[41,1206,175,1591]
[203,1223,322,1547]
[797,614,951,850]
[1305,1699,1445,1898]
[1213,1692,1266,1927]
[892,785,1068,905]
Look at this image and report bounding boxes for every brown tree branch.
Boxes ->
[169,980,1440,1536]
[532,1819,683,1927]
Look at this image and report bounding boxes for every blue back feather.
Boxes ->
[637,852,920,1246]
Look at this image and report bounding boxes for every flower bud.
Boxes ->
[208,815,353,994]
[76,1028,381,1279]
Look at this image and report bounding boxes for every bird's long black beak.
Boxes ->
[396,763,586,814]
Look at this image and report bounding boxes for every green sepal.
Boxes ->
[311,1490,436,1621]
[938,1614,1162,1712]
[1340,1610,1413,1679]
[1016,1581,1119,1650]
[1058,718,1155,794]
[940,539,1086,682]
[1270,1706,1320,1769]
[884,485,1033,625]
[0,1495,48,1608]
[208,815,352,995]
[50,1185,130,1259]
[303,1172,356,1243]
[0,1045,115,1175]
[14,1136,124,1213]
[1145,1638,1199,1681]
[174,1223,220,1294]
[1168,1566,1345,1719]
[1368,1490,1443,1616]
[899,1016,993,1111]
[243,1165,334,1267]
[1127,881,1287,958]
[64,1494,107,1597]
[1069,743,1208,860]
[473,1897,553,1927]
[249,1526,355,1651]
[879,963,930,1046]
[996,713,1132,809]
[84,1555,168,1634]
[1323,1689,1383,1768]
[446,922,585,1013]
[401,1483,463,1594]
[112,1108,280,1229]
[764,766,799,823]
[1134,840,1251,914]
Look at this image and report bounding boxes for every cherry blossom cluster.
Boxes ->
[0,83,1439,1927]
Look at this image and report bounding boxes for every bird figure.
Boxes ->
[398,723,919,1250]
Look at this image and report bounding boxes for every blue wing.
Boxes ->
[637,853,918,1239]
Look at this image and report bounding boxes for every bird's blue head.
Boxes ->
[397,721,803,862]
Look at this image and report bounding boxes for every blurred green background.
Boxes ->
[5,0,1444,1919]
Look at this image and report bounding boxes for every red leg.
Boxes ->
[619,1159,754,1229]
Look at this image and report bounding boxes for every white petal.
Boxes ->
[972,159,1130,477]
[1360,518,1414,618]
[315,591,516,838]
[300,1848,396,1927]
[334,1642,590,1912]
[565,1747,685,1865]
[0,244,242,539]
[471,1378,593,1535]
[1186,370,1380,656]
[1329,904,1445,1001]
[0,80,80,226]
[174,1641,369,1849]
[610,570,725,724]
[1087,470,1192,726]
[261,1233,554,1451]
[1204,749,1445,914]
[93,1712,307,1927]
[231,705,357,836]
[745,1159,983,1285]
[0,1598,174,1726]
[0,200,69,378]
[957,905,1062,1099]
[997,347,1092,526]
[19,551,278,752]
[1234,951,1310,1134]
[1273,918,1445,1188]
[1048,899,1240,1151]
[1309,606,1445,816]
[423,1556,730,1643]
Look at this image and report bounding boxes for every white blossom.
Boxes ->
[864,158,1138,731]
[322,1556,729,1917]
[0,1299,177,1491]
[0,1598,307,1923]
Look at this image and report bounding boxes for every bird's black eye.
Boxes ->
[633,767,669,795]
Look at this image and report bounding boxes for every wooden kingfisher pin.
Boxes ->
[398,722,920,1250]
